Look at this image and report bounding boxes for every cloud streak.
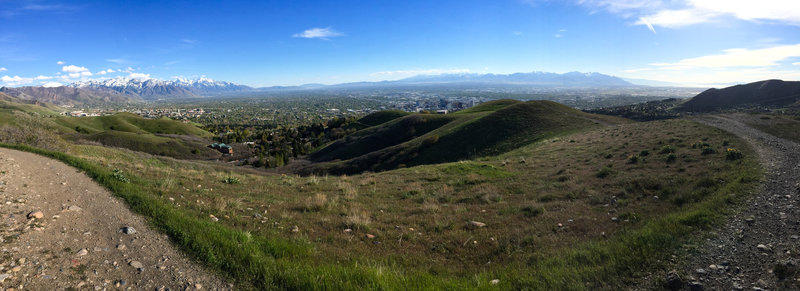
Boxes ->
[568,0,800,31]
[292,27,343,39]
[370,68,471,79]
[649,44,800,69]
[621,43,800,86]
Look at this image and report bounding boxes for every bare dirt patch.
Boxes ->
[0,148,229,290]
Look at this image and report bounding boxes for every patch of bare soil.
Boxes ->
[0,148,230,290]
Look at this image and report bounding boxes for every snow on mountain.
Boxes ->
[70,77,252,99]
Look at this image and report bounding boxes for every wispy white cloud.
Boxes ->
[370,68,471,78]
[292,27,343,39]
[106,58,132,64]
[2,3,79,18]
[621,43,800,86]
[0,67,6,72]
[97,69,115,75]
[1,75,34,86]
[56,61,64,65]
[650,44,800,69]
[41,81,62,87]
[62,65,89,73]
[635,8,713,29]
[128,73,151,79]
[568,0,800,31]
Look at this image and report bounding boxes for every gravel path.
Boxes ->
[660,115,800,290]
[0,148,230,290]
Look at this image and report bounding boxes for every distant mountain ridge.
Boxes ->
[70,77,252,98]
[0,77,253,105]
[393,71,633,87]
[0,71,640,105]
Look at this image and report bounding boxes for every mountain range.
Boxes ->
[0,71,640,105]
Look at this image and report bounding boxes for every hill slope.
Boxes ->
[679,79,800,112]
[301,100,627,174]
[52,113,218,159]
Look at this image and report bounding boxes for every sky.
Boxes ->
[1,0,800,88]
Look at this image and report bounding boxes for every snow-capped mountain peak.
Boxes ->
[68,76,252,99]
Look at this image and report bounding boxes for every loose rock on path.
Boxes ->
[0,148,230,290]
[639,115,800,290]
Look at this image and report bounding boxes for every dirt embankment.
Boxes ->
[0,148,230,290]
[640,115,800,290]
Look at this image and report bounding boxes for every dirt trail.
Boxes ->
[648,115,800,290]
[0,148,229,290]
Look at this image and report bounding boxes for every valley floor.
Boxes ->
[0,148,229,290]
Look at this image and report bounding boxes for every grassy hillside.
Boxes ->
[348,110,410,130]
[303,100,628,174]
[0,92,61,125]
[1,117,760,289]
[0,98,217,160]
[54,112,212,137]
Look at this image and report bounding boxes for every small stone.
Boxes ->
[77,248,88,256]
[129,261,144,269]
[27,211,43,219]
[611,217,619,222]
[708,264,717,270]
[0,274,9,282]
[557,223,563,227]
[695,268,706,274]
[688,281,703,291]
[757,244,769,251]
[17,258,25,264]
[116,244,126,250]
[343,228,352,233]
[490,279,500,285]
[121,226,136,234]
[366,234,376,239]
[67,205,82,211]
[11,266,21,272]
[194,283,203,289]
[291,225,299,233]
[469,221,486,228]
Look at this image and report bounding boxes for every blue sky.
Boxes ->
[1,0,799,87]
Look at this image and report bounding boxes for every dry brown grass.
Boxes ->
[345,209,372,229]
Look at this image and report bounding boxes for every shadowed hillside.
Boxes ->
[679,79,800,112]
[301,100,628,174]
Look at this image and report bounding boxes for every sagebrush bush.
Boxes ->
[0,112,69,152]
[725,148,744,160]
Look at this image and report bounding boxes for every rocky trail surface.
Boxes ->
[643,115,800,290]
[0,148,230,290]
